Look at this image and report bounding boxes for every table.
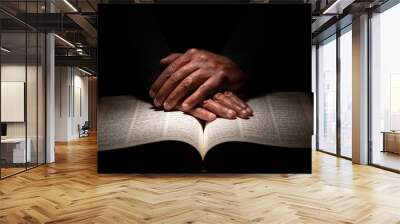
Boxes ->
[381,131,400,154]
[1,138,32,163]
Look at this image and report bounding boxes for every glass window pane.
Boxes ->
[318,36,337,154]
[340,29,352,158]
[27,30,38,169]
[1,31,28,177]
[371,3,400,170]
[0,1,46,179]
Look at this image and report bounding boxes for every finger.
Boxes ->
[213,93,249,119]
[163,70,207,111]
[150,53,192,100]
[213,93,243,112]
[202,99,237,119]
[182,75,224,112]
[246,106,253,115]
[220,91,253,117]
[188,107,216,122]
[223,91,246,108]
[160,53,182,65]
[154,63,200,110]
[224,91,253,115]
[175,103,216,121]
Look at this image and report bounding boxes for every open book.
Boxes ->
[98,92,313,173]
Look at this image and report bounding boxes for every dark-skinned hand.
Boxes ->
[149,49,248,112]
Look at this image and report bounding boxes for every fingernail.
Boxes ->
[182,103,190,111]
[227,110,237,119]
[237,110,248,119]
[214,93,223,100]
[149,89,155,98]
[246,107,253,114]
[208,113,216,121]
[164,102,171,111]
[224,91,232,96]
[154,99,160,107]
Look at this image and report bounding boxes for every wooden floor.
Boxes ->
[1,167,26,178]
[1,135,400,224]
[372,150,400,171]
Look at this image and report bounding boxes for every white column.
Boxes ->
[45,1,55,163]
[312,45,317,150]
[352,14,369,164]
[46,33,55,163]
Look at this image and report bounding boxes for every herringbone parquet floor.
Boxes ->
[1,134,400,224]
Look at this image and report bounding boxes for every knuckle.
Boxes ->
[168,62,182,73]
[213,92,223,100]
[188,48,198,54]
[207,61,217,68]
[181,78,192,90]
[198,53,208,60]
[170,64,179,72]
[169,74,181,84]
[217,66,228,74]
[222,107,230,114]
[213,68,224,77]
[202,99,213,106]
[164,68,174,77]
[196,70,207,78]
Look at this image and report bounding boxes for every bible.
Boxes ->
[98,92,313,173]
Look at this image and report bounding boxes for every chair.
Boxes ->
[78,121,90,138]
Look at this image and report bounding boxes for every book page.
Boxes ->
[204,92,313,152]
[98,96,203,152]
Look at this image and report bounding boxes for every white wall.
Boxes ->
[1,65,27,140]
[55,66,70,141]
[72,73,89,138]
[1,64,46,163]
[1,65,41,138]
[1,65,26,133]
[55,66,89,141]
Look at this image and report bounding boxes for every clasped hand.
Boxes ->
[149,48,253,121]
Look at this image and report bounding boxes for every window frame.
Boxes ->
[367,0,400,173]
[315,23,353,160]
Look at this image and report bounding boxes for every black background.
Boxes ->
[98,4,311,99]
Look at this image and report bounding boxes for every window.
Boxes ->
[317,35,337,154]
[370,2,400,171]
[316,25,353,158]
[0,1,46,179]
[339,27,352,158]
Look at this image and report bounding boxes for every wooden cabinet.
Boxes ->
[382,132,400,154]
